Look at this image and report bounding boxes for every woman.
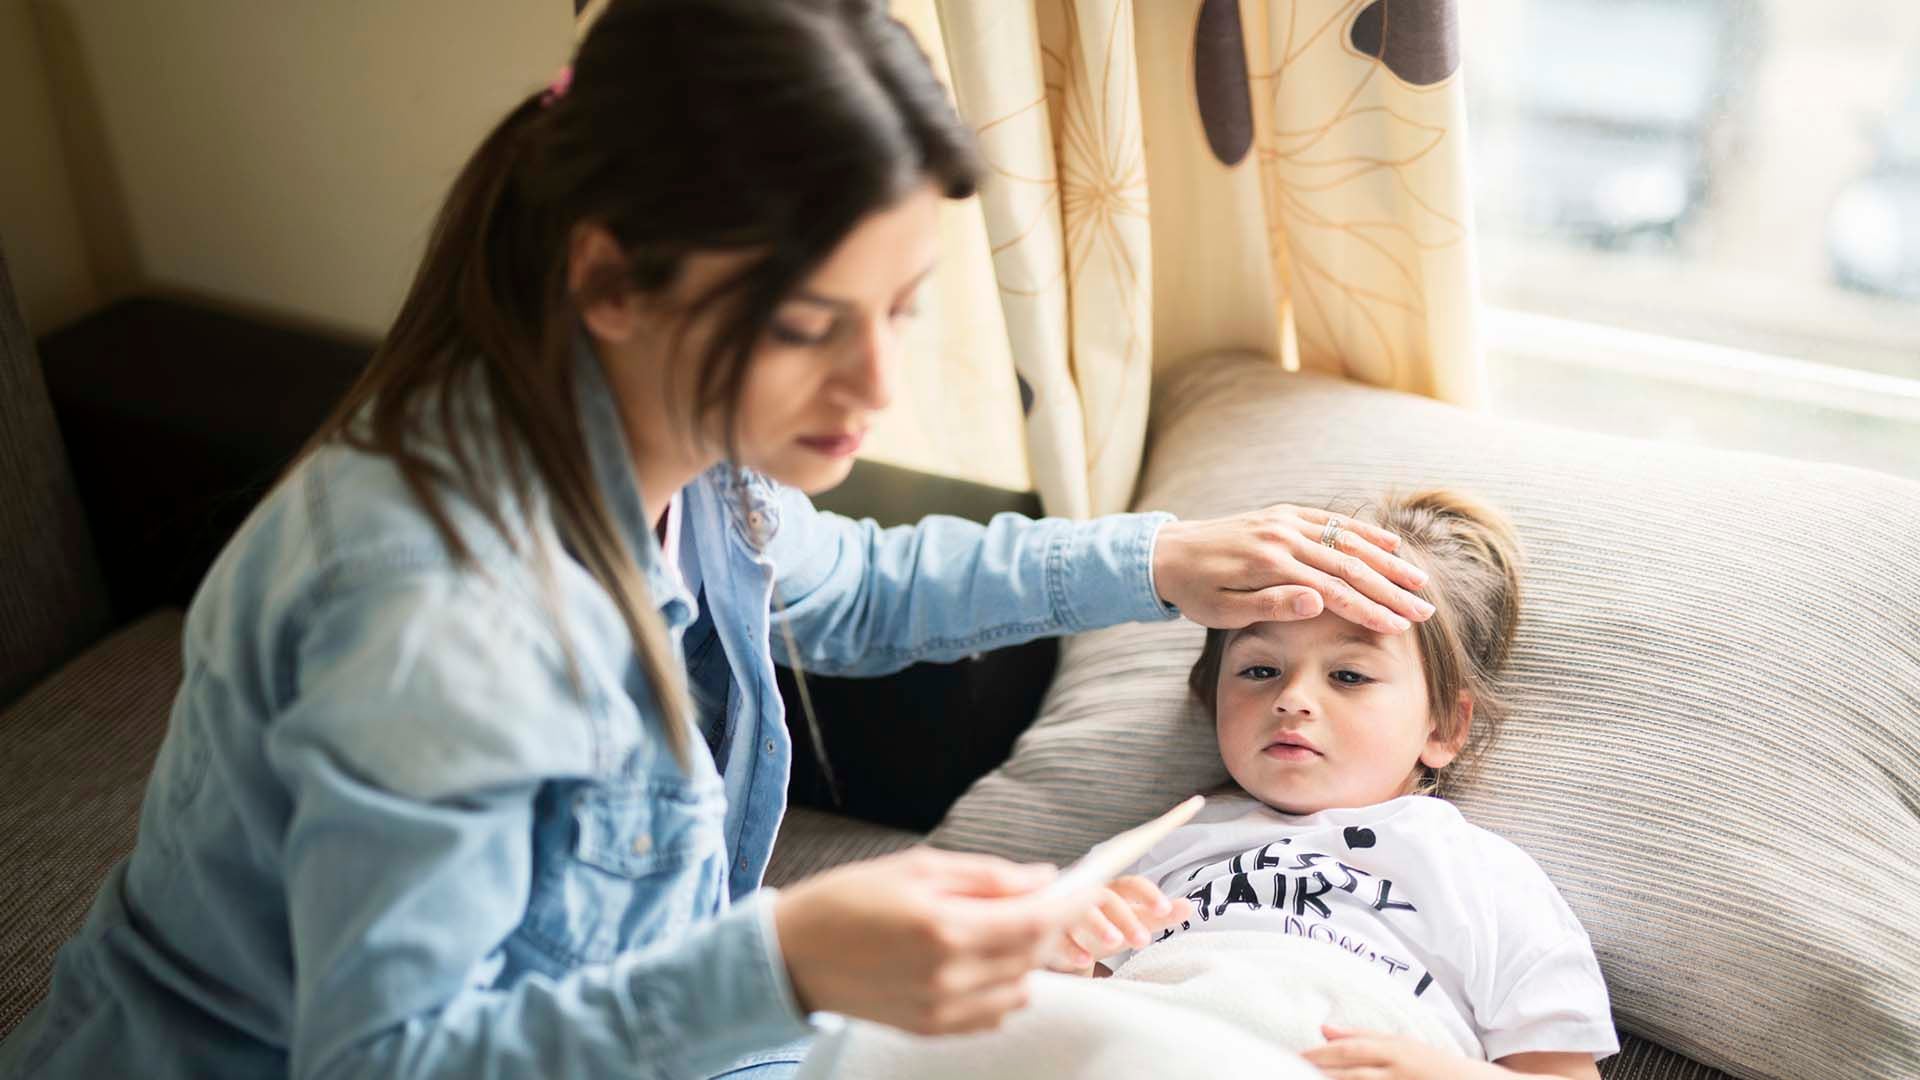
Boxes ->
[0,2,1432,1077]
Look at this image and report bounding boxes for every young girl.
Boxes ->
[1052,491,1619,1079]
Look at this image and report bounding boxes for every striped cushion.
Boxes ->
[933,354,1920,1080]
[764,807,925,888]
[1603,1036,1735,1080]
[0,610,183,1039]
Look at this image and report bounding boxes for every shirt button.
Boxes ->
[631,834,652,855]
[764,739,776,754]
[737,857,749,871]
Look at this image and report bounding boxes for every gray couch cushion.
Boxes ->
[0,610,183,1039]
[0,244,109,706]
[1603,1037,1735,1080]
[764,807,925,888]
[933,354,1920,1080]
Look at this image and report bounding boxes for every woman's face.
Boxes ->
[1213,614,1464,814]
[637,183,942,495]
[737,182,941,493]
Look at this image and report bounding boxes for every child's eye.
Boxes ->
[889,303,920,322]
[1330,669,1372,686]
[1237,666,1279,680]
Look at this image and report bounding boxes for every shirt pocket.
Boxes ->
[522,775,729,967]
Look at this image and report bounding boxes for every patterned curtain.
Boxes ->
[913,0,1482,516]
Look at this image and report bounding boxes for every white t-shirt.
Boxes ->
[659,491,687,590]
[1109,794,1619,1063]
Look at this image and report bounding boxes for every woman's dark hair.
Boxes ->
[304,0,980,764]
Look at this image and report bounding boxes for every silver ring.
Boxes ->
[1319,517,1344,549]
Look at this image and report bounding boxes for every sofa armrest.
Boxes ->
[808,456,1043,527]
[777,463,1057,832]
[38,297,372,620]
[778,635,1056,834]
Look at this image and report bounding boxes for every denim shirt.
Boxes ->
[0,344,1177,1080]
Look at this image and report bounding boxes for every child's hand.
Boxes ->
[1044,876,1194,976]
[1302,1025,1498,1079]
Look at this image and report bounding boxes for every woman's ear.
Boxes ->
[1420,692,1473,770]
[568,222,645,346]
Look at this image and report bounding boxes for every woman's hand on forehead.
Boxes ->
[1151,505,1435,635]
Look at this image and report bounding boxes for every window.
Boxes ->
[1466,0,1920,479]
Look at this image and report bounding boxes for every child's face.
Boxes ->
[1214,614,1464,814]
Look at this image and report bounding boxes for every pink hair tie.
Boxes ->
[540,64,573,108]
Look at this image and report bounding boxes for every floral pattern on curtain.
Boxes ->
[914,0,1480,515]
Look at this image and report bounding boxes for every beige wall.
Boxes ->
[1,0,97,334]
[31,0,573,339]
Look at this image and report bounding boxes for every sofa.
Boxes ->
[5,237,1914,1078]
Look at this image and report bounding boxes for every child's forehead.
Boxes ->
[1227,615,1405,655]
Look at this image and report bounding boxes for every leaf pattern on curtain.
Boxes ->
[937,0,1153,518]
[1244,0,1479,400]
[888,0,1479,511]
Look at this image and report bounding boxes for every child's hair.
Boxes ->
[1187,490,1524,798]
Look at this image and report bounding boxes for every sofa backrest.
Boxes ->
[0,244,110,706]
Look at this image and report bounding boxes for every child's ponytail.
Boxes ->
[1368,489,1524,796]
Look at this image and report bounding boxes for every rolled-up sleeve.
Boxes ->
[766,483,1178,677]
[265,572,811,1080]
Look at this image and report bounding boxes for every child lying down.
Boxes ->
[800,491,1619,1080]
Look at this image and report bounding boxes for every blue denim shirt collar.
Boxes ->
[573,334,696,634]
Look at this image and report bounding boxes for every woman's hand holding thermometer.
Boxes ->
[775,796,1204,1034]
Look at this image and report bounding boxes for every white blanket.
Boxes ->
[794,930,1469,1079]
